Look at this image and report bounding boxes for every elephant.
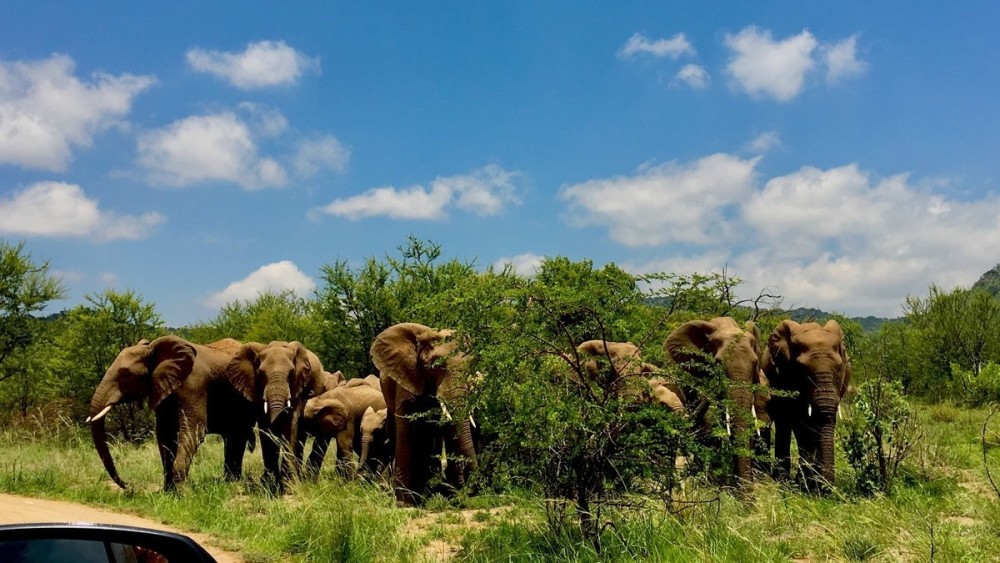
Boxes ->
[665,317,768,485]
[371,322,478,506]
[322,370,345,389]
[763,320,851,492]
[570,340,652,398]
[87,336,256,492]
[358,406,391,473]
[227,341,325,491]
[648,377,686,414]
[301,384,387,477]
[345,374,381,390]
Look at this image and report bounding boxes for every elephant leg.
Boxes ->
[792,415,819,490]
[223,427,251,481]
[774,416,792,480]
[305,435,331,479]
[154,403,179,492]
[335,430,357,479]
[171,410,208,488]
[259,424,284,493]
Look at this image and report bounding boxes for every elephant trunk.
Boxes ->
[817,415,836,489]
[264,387,289,424]
[810,371,840,491]
[726,363,755,485]
[359,434,373,468]
[88,384,128,490]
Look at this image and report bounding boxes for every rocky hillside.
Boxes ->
[972,263,1000,297]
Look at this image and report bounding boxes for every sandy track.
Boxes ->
[0,493,243,562]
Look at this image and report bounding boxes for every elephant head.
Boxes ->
[574,340,650,397]
[87,335,196,489]
[303,392,351,436]
[228,341,319,424]
[765,319,851,490]
[372,323,462,396]
[665,317,761,484]
[648,377,686,414]
[359,406,389,469]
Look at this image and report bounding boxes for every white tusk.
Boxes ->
[725,408,732,437]
[469,415,476,429]
[264,402,269,415]
[440,403,453,422]
[837,405,842,420]
[88,405,113,423]
[775,366,780,376]
[808,404,812,418]
[751,404,757,419]
[286,400,291,409]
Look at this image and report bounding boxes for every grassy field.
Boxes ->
[0,403,998,562]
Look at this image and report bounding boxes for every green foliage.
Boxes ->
[971,263,1000,297]
[184,290,319,349]
[840,377,919,495]
[952,362,1000,407]
[0,240,65,378]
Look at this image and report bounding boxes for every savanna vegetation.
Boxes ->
[1,236,999,561]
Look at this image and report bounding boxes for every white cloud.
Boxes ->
[620,162,1000,317]
[675,64,710,89]
[560,153,760,246]
[745,131,781,153]
[724,26,818,101]
[205,260,316,308]
[494,253,544,277]
[99,272,120,287]
[317,164,520,221]
[823,35,867,83]
[186,40,319,89]
[237,102,288,138]
[0,182,164,241]
[0,54,155,171]
[618,32,695,60]
[293,135,350,176]
[137,112,287,189]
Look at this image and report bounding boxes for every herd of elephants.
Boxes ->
[86,318,850,506]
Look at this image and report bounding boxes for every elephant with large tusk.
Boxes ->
[764,320,851,492]
[87,336,256,492]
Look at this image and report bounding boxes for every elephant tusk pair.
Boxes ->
[86,405,113,424]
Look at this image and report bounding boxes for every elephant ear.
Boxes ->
[824,320,853,398]
[743,320,760,357]
[372,323,425,396]
[289,342,313,400]
[227,342,265,402]
[665,320,717,364]
[767,320,799,375]
[148,336,196,410]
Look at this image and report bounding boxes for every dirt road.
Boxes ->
[0,493,243,562]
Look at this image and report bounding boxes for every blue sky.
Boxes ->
[1,3,998,325]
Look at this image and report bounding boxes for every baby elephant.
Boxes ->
[359,406,391,474]
[302,384,387,477]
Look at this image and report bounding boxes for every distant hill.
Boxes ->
[972,263,1000,297]
[784,308,897,332]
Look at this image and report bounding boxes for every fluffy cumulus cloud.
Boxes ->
[0,182,164,241]
[137,112,287,189]
[493,253,544,277]
[724,26,867,101]
[317,164,519,220]
[611,161,1000,317]
[724,26,818,101]
[675,64,710,89]
[560,153,760,246]
[618,32,695,60]
[822,35,867,83]
[0,54,155,171]
[205,260,316,308]
[186,40,320,89]
[745,131,781,153]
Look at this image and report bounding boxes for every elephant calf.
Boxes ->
[359,406,391,474]
[302,383,387,477]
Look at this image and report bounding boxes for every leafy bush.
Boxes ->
[840,377,919,495]
[953,362,1000,407]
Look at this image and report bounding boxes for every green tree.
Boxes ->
[185,290,319,349]
[0,240,66,377]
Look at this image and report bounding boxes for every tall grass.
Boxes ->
[0,402,998,561]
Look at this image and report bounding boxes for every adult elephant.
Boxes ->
[227,341,325,491]
[301,383,386,477]
[665,317,767,485]
[763,320,851,492]
[371,323,478,506]
[87,336,256,492]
